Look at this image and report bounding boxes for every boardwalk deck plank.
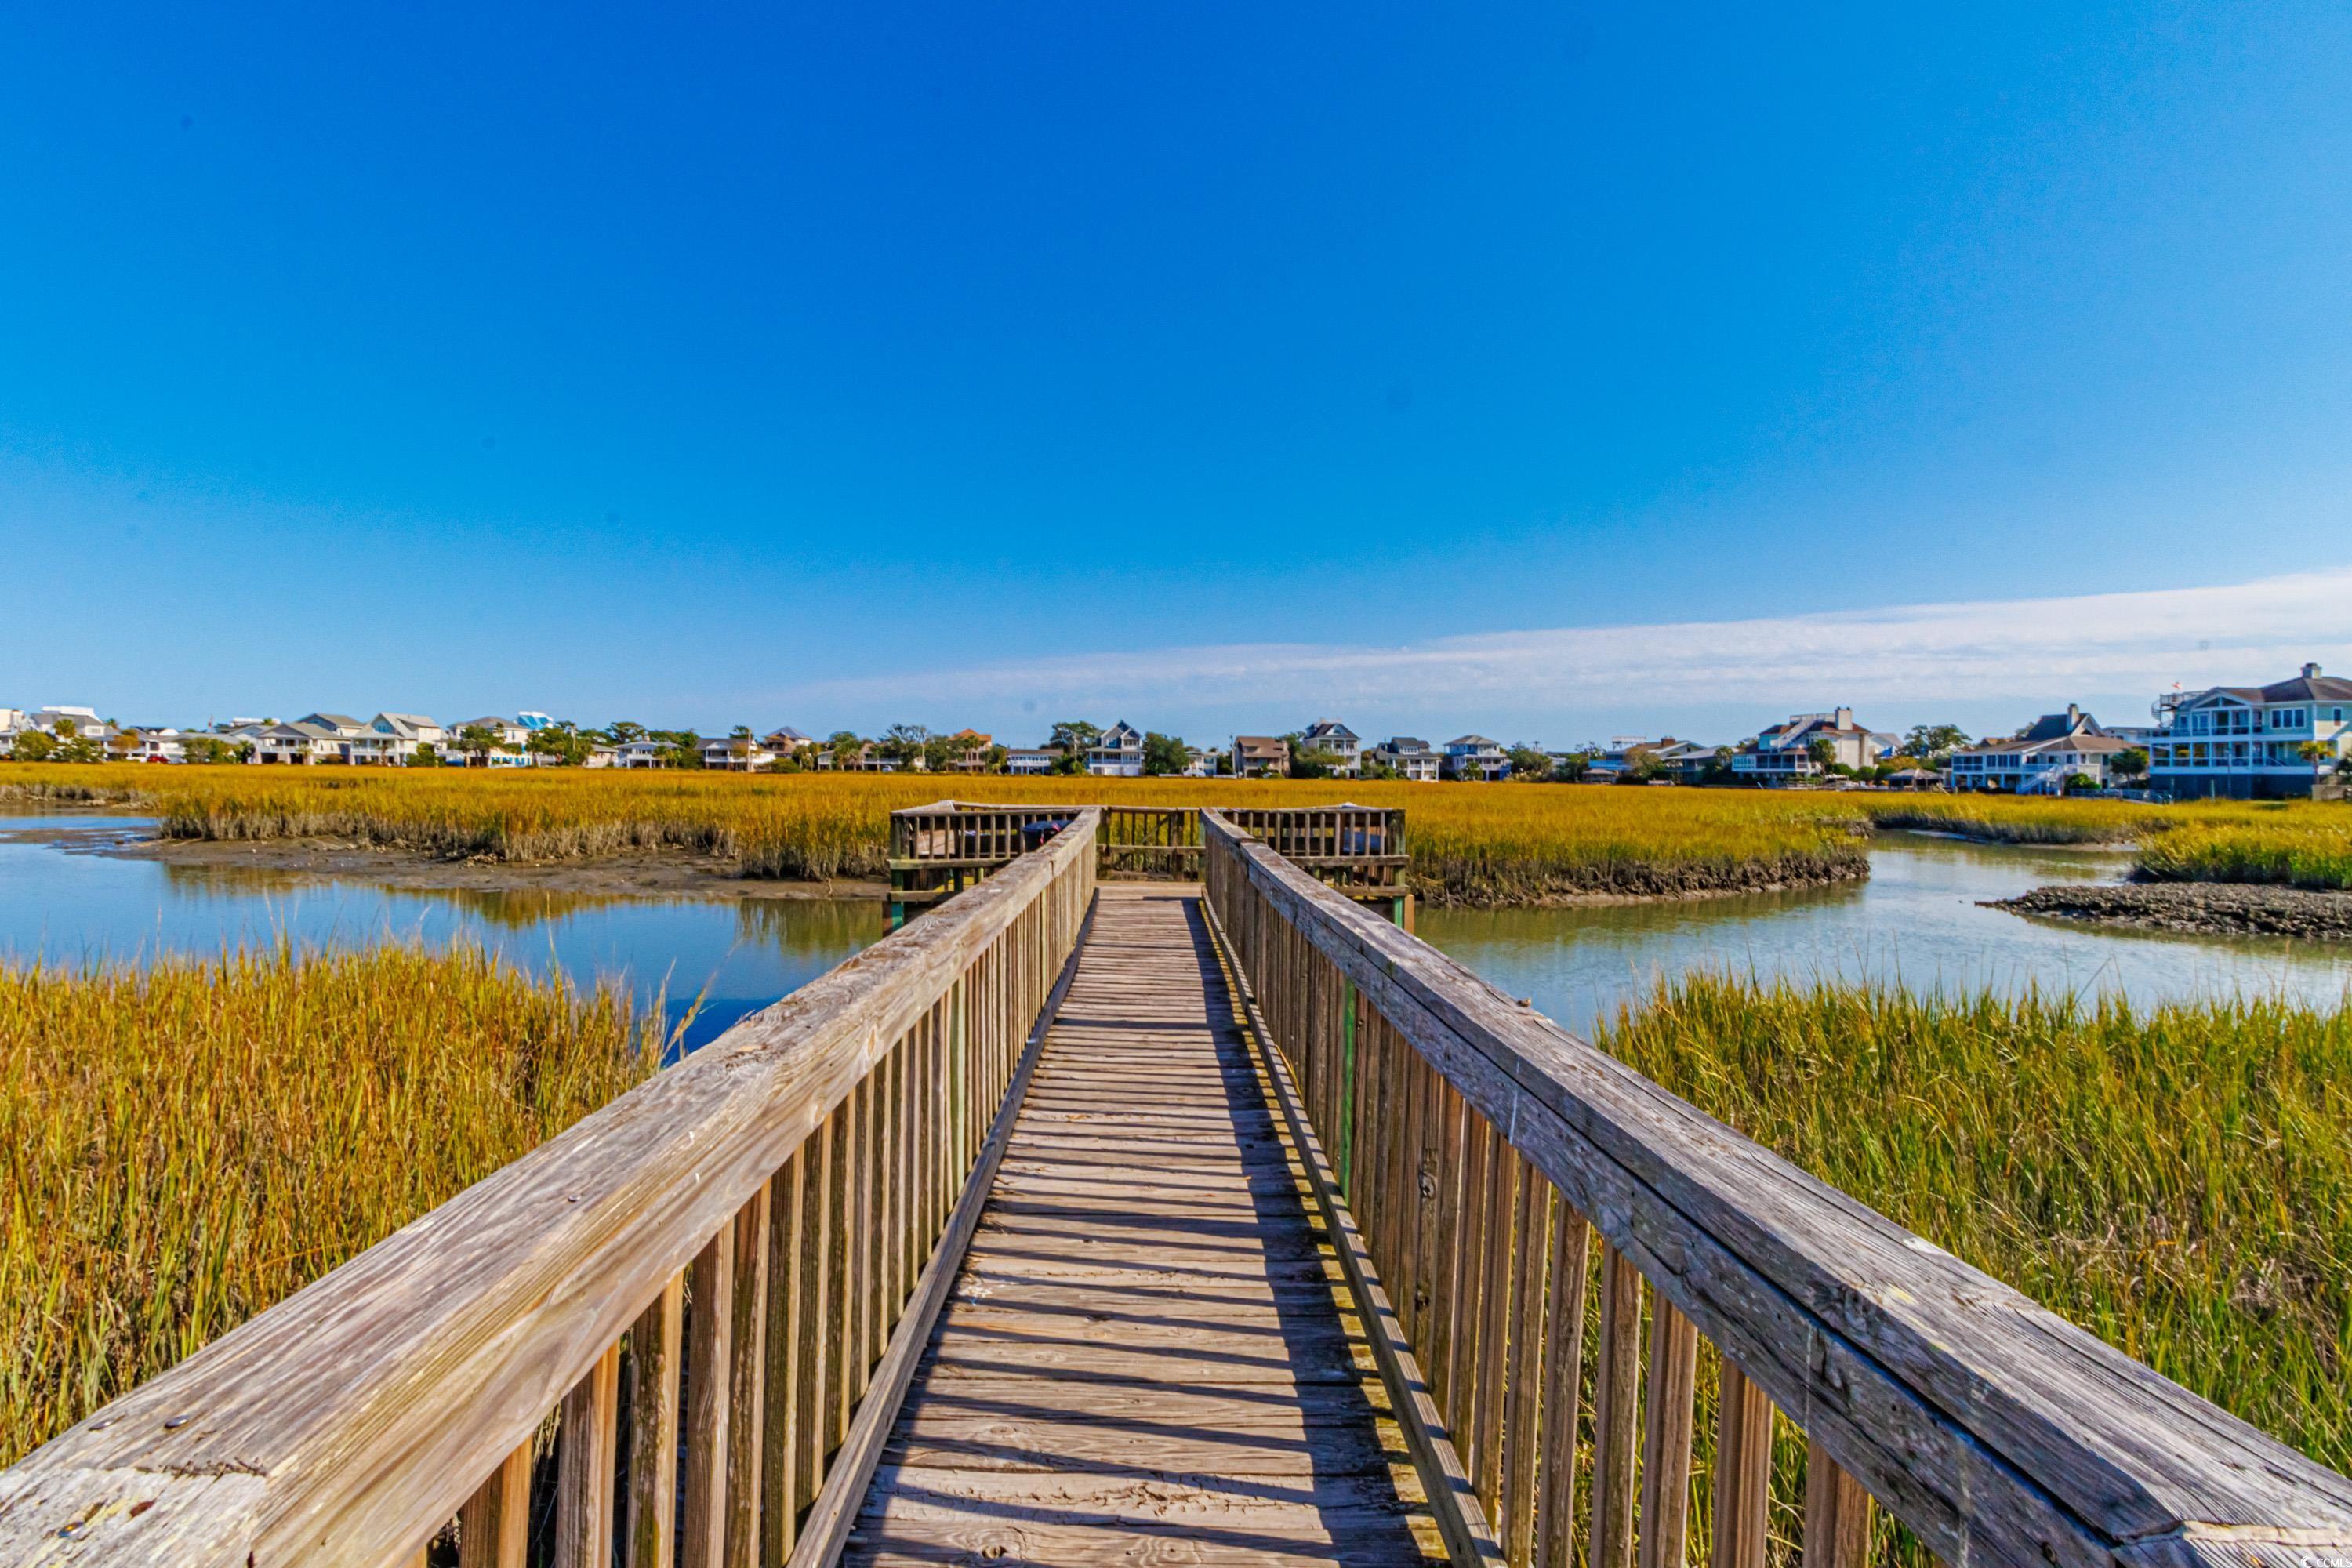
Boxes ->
[851,887,1437,1567]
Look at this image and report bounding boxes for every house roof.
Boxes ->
[1301,720,1359,742]
[765,727,813,742]
[453,716,517,731]
[1233,735,1287,753]
[1098,721,1142,744]
[1379,736,1432,752]
[2260,673,2352,702]
[301,713,365,731]
[1446,735,1500,748]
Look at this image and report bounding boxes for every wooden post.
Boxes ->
[554,1341,620,1568]
[459,1441,532,1568]
[1638,1300,1700,1568]
[681,1225,735,1568]
[724,1187,769,1568]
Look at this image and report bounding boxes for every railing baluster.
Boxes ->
[629,1274,684,1568]
[681,1223,735,1568]
[795,1110,837,1504]
[1501,1156,1548,1566]
[1474,1141,1515,1514]
[554,1341,620,1568]
[724,1185,769,1568]
[459,1439,532,1568]
[1639,1298,1700,1568]
[761,1159,802,1566]
[1450,1114,1495,1441]
[1711,1361,1773,1568]
[1425,1079,1466,1410]
[1535,1196,1592,1568]
[1803,1443,1875,1568]
[1591,1243,1644,1568]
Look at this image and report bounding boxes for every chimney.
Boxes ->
[2304,662,2322,679]
[2067,703,2081,724]
[1833,706,1853,729]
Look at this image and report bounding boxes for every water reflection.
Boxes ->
[0,815,877,1053]
[1417,831,2352,1037]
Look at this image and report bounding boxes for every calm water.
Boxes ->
[0,815,877,1052]
[5,817,2347,1054]
[1417,829,2352,1036]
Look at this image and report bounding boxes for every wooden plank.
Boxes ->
[793,1112,837,1507]
[681,1224,735,1568]
[782,890,1092,1568]
[851,889,1435,1568]
[1197,814,2352,1568]
[1638,1300,1699,1568]
[760,1160,802,1566]
[457,1442,530,1568]
[1589,1244,1642,1568]
[553,1341,619,1568]
[0,811,1102,1568]
[626,1275,684,1568]
[1711,1361,1773,1568]
[1501,1163,1548,1568]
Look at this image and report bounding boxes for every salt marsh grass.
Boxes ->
[0,942,659,1465]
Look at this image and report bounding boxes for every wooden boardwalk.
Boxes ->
[849,886,1439,1566]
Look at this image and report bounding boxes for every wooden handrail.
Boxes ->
[0,809,1101,1568]
[1200,808,2352,1568]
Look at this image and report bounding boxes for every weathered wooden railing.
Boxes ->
[1200,808,2352,1568]
[0,810,1100,1567]
[889,798,1410,922]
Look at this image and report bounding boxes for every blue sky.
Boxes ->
[5,3,2350,746]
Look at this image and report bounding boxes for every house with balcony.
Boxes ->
[1005,746,1065,776]
[368,713,445,764]
[1181,746,1221,777]
[942,730,996,773]
[1232,735,1290,778]
[1441,735,1509,781]
[1729,709,1894,784]
[112,728,191,763]
[2147,663,2352,799]
[252,719,344,764]
[1367,737,1439,781]
[762,727,815,757]
[1295,720,1363,777]
[1087,721,1144,778]
[616,739,669,769]
[1947,706,2135,793]
[701,735,777,771]
[448,717,536,766]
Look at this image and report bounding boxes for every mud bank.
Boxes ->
[1989,882,2352,940]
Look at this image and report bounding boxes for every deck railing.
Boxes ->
[0,809,1100,1568]
[1200,808,2352,1568]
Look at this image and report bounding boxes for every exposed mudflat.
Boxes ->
[1990,881,2352,941]
[85,832,888,902]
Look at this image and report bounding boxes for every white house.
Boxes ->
[616,739,669,769]
[1367,736,1439,781]
[1296,720,1363,777]
[1087,720,1145,777]
[1947,706,2136,794]
[113,728,191,763]
[2147,663,2352,799]
[368,713,446,764]
[1181,746,1221,777]
[252,720,343,764]
[448,717,535,766]
[1441,735,1508,781]
[1005,747,1064,776]
[763,727,815,757]
[702,735,777,771]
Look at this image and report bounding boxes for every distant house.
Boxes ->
[584,745,619,768]
[1730,709,1894,784]
[1441,735,1508,782]
[1650,739,1723,785]
[363,713,445,764]
[1005,746,1064,776]
[1296,720,1363,777]
[1367,736,1439,781]
[1585,736,1717,786]
[2147,662,2352,799]
[448,717,535,767]
[252,720,343,764]
[1181,746,1221,777]
[114,727,190,763]
[615,739,668,769]
[763,727,815,757]
[943,729,996,773]
[701,735,776,771]
[1948,706,2135,793]
[1088,721,1144,778]
[1232,735,1290,779]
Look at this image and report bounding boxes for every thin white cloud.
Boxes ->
[786,568,2352,715]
